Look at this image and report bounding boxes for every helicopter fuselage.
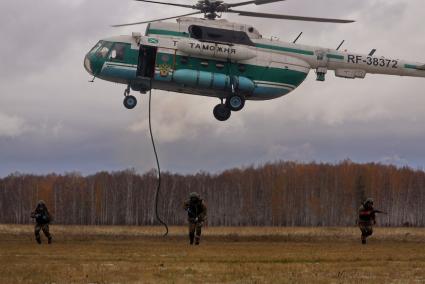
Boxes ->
[84,17,425,113]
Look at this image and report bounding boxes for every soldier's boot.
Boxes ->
[45,231,52,245]
[361,235,366,245]
[195,226,202,245]
[367,230,373,238]
[36,236,41,244]
[189,232,195,245]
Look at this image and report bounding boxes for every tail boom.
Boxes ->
[319,51,425,79]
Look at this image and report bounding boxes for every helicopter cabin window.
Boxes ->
[110,43,127,61]
[95,41,113,59]
[189,25,254,46]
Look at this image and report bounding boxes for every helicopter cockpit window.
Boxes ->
[189,25,254,46]
[110,43,127,61]
[95,41,113,59]
[89,41,103,54]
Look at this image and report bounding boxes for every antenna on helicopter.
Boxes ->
[112,0,355,27]
[293,32,303,44]
[336,40,345,51]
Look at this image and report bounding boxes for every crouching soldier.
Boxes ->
[30,200,52,244]
[183,192,207,245]
[358,198,386,244]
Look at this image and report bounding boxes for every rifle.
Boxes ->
[186,207,203,224]
[30,212,40,218]
[373,210,387,215]
[31,212,49,223]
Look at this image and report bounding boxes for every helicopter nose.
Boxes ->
[84,54,93,75]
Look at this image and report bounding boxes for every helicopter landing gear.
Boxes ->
[213,95,246,121]
[123,85,137,109]
[124,95,137,109]
[226,94,245,112]
[213,100,231,121]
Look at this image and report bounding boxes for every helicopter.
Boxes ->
[84,0,425,121]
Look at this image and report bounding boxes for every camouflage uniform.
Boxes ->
[358,198,376,244]
[183,192,207,245]
[30,200,52,244]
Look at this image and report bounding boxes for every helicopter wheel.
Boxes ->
[213,103,231,121]
[226,94,245,112]
[123,95,137,109]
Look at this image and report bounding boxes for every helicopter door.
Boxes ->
[137,45,157,78]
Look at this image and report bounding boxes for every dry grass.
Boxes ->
[0,225,424,283]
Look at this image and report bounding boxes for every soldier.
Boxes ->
[358,198,386,244]
[183,192,207,245]
[30,200,52,244]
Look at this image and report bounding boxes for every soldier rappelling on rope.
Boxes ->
[183,192,207,245]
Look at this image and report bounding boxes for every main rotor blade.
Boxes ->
[227,0,284,8]
[134,0,195,9]
[228,9,355,23]
[112,12,202,27]
[254,0,285,5]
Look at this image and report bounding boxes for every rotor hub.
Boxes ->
[196,0,226,19]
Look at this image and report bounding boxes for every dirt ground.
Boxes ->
[0,225,424,283]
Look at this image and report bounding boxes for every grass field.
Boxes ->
[0,225,424,283]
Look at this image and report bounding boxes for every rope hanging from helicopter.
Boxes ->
[148,81,169,237]
[109,0,356,238]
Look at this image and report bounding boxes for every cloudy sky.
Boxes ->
[1,0,425,177]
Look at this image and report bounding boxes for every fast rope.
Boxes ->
[148,88,169,236]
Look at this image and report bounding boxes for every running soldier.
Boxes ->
[183,192,207,245]
[30,200,52,244]
[358,198,386,244]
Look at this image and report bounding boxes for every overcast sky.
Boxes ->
[1,0,425,177]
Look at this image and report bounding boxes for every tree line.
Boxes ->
[0,160,424,226]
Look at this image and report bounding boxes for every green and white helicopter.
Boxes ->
[84,0,425,121]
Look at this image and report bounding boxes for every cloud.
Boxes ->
[127,94,217,143]
[0,113,28,137]
[379,154,408,166]
[0,0,137,79]
[1,0,425,176]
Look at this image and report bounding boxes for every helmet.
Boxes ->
[37,200,46,209]
[364,198,374,205]
[189,192,200,200]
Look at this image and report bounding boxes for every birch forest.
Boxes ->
[0,161,424,226]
